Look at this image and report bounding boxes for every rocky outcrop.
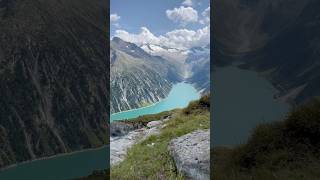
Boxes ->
[110,118,169,166]
[0,0,108,168]
[110,129,145,166]
[168,130,210,180]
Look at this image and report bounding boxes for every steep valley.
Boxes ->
[110,37,184,113]
[141,42,211,93]
[110,39,210,114]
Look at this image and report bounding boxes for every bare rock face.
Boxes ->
[168,130,210,180]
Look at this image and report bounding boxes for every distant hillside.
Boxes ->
[213,98,320,179]
[0,0,108,168]
[186,45,210,93]
[110,37,183,113]
[213,0,320,104]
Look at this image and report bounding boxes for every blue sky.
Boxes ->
[110,0,210,50]
[110,0,209,36]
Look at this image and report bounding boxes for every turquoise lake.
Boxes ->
[0,147,108,180]
[111,82,201,121]
[212,65,290,146]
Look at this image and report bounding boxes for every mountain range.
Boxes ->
[139,42,210,89]
[110,37,210,113]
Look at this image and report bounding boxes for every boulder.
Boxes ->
[146,120,163,128]
[168,130,210,180]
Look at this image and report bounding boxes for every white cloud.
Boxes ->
[110,13,120,23]
[115,27,160,45]
[166,6,198,26]
[199,7,210,25]
[163,27,210,49]
[114,26,209,50]
[182,0,193,6]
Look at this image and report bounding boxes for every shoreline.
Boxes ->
[111,81,199,121]
[110,82,177,118]
[0,145,109,172]
[230,63,292,107]
[111,98,165,117]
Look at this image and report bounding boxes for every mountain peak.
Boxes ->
[112,37,138,49]
[111,37,155,60]
[112,36,124,43]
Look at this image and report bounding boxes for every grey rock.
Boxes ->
[110,119,168,166]
[110,121,144,137]
[146,120,163,128]
[168,130,210,180]
[110,129,145,166]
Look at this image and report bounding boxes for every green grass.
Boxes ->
[213,98,320,180]
[123,110,177,126]
[111,96,210,180]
